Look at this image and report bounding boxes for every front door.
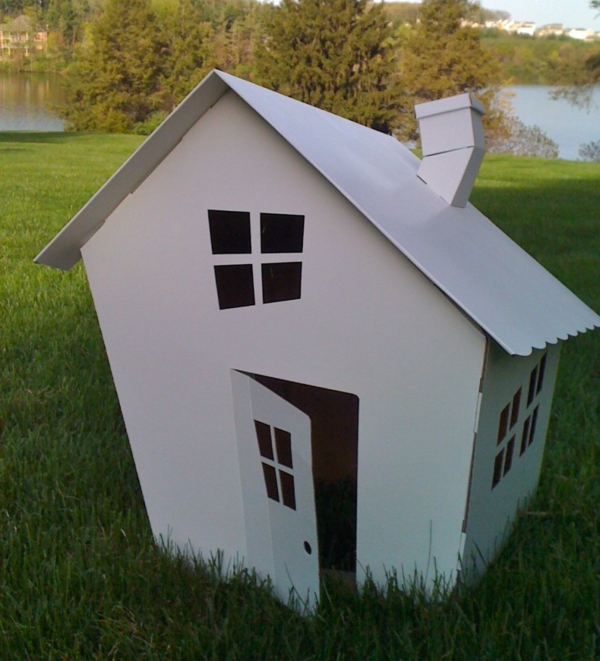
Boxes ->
[231,370,319,609]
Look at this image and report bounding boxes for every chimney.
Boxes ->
[415,94,486,208]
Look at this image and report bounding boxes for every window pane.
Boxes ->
[261,262,302,304]
[214,264,255,309]
[260,213,304,253]
[527,365,538,406]
[492,449,504,489]
[510,388,521,429]
[262,463,279,502]
[503,437,515,475]
[529,406,539,446]
[537,354,547,395]
[254,420,274,460]
[497,404,510,444]
[520,416,531,456]
[279,470,296,510]
[274,427,293,468]
[208,210,251,254]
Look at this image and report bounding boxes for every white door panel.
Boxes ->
[231,370,319,609]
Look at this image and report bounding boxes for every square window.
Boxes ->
[262,463,279,502]
[274,428,293,469]
[208,210,251,254]
[492,449,504,489]
[520,416,531,456]
[537,354,547,395]
[260,213,305,253]
[279,470,296,510]
[262,262,302,304]
[497,404,510,444]
[510,388,521,429]
[529,406,539,446]
[527,365,538,407]
[255,420,274,460]
[503,437,515,475]
[214,264,255,309]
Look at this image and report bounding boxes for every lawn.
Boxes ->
[1,132,599,659]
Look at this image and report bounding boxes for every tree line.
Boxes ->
[53,0,509,141]
[2,0,597,156]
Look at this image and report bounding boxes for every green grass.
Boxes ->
[1,132,600,659]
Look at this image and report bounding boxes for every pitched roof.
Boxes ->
[0,15,34,32]
[35,70,600,356]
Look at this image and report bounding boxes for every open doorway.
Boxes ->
[249,373,359,581]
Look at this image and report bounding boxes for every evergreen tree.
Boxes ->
[395,0,505,141]
[157,0,216,107]
[211,0,266,78]
[46,0,87,51]
[255,0,402,133]
[60,0,167,132]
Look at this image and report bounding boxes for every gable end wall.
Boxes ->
[80,90,488,589]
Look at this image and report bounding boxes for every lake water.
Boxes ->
[504,85,600,161]
[0,72,65,131]
[0,74,598,160]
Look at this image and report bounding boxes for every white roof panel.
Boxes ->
[36,70,600,356]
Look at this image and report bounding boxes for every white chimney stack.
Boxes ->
[415,93,486,208]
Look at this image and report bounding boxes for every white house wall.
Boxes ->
[463,341,560,578]
[81,90,487,590]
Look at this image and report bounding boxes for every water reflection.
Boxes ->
[0,73,65,131]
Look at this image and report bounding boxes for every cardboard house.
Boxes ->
[36,70,600,608]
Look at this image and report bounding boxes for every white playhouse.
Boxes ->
[36,70,600,607]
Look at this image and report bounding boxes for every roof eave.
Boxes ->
[35,70,230,270]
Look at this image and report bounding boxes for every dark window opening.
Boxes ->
[520,416,531,456]
[213,264,255,309]
[262,463,279,502]
[250,373,359,578]
[279,470,297,510]
[537,354,547,395]
[510,388,522,429]
[261,213,305,253]
[504,437,515,475]
[262,262,302,304]
[255,420,274,460]
[529,406,539,446]
[275,428,293,469]
[527,365,538,407]
[498,404,510,444]
[492,449,504,489]
[208,210,251,254]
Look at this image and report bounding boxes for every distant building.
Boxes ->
[566,27,595,40]
[0,15,47,59]
[515,22,536,36]
[537,24,565,37]
[492,20,537,36]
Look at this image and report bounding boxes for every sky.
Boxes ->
[263,2,600,31]
[474,0,600,30]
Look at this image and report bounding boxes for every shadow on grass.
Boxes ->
[0,131,98,144]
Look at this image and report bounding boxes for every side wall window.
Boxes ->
[492,353,547,490]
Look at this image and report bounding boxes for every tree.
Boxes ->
[156,0,216,107]
[45,0,88,52]
[487,116,559,159]
[394,0,506,142]
[211,0,266,78]
[255,0,402,133]
[60,0,167,132]
[549,0,600,107]
[578,139,600,161]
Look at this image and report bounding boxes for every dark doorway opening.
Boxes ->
[249,373,359,580]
